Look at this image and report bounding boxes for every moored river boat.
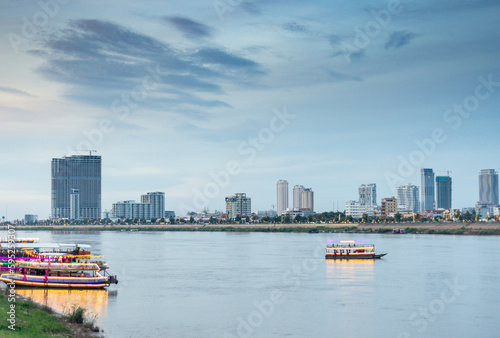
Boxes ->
[325,240,387,260]
[0,243,118,289]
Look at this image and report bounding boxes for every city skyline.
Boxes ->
[9,154,500,220]
[1,1,500,219]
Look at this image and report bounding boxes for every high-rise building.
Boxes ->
[141,192,165,219]
[70,189,80,220]
[51,155,101,220]
[112,191,165,220]
[381,197,398,217]
[397,183,419,213]
[293,185,304,210]
[359,184,377,209]
[225,193,251,219]
[301,188,314,212]
[478,169,499,205]
[436,176,452,209]
[420,168,435,212]
[277,180,288,215]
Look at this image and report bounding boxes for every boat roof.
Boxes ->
[327,240,369,244]
[0,243,91,250]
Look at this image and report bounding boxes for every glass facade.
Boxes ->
[51,155,101,219]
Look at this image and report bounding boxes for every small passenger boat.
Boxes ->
[0,242,118,289]
[325,240,387,260]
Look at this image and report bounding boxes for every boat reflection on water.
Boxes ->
[15,288,116,319]
[326,259,375,284]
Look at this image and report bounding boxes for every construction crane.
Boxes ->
[437,170,452,177]
[89,150,97,156]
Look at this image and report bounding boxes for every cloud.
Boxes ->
[0,86,34,97]
[282,22,308,33]
[240,2,261,15]
[163,16,213,39]
[28,19,265,110]
[328,71,364,82]
[328,34,366,62]
[385,30,417,49]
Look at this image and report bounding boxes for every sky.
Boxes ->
[1,0,500,220]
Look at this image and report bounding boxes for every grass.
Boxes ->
[0,291,102,337]
[0,291,71,338]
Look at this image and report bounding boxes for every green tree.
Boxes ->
[394,213,402,223]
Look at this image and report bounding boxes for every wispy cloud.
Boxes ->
[240,2,261,15]
[385,30,417,49]
[163,16,213,39]
[0,86,34,97]
[27,19,265,110]
[282,22,308,33]
[329,71,363,82]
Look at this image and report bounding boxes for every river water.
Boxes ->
[6,231,500,337]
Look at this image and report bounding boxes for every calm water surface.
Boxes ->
[9,231,500,337]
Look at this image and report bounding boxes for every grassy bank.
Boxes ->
[0,291,101,337]
[4,222,500,236]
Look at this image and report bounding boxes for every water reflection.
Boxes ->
[325,259,375,284]
[16,288,114,318]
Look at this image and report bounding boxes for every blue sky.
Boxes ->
[1,0,500,220]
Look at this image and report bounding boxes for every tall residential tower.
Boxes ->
[436,176,452,209]
[277,180,289,215]
[420,168,435,212]
[397,183,420,213]
[51,155,101,220]
[478,169,499,205]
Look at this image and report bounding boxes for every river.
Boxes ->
[7,231,500,337]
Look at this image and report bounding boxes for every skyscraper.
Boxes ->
[359,184,377,209]
[478,169,499,205]
[225,193,251,219]
[436,176,452,209]
[141,192,165,219]
[51,155,101,220]
[420,168,435,212]
[277,180,288,215]
[397,183,420,213]
[293,185,304,210]
[301,188,314,212]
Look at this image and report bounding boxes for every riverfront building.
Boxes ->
[51,155,101,220]
[225,193,252,219]
[381,197,398,217]
[436,176,452,209]
[112,192,165,220]
[476,169,499,216]
[358,183,377,215]
[293,185,304,210]
[478,169,499,205]
[397,184,420,213]
[420,168,435,212]
[301,188,314,212]
[277,180,289,215]
[345,200,362,219]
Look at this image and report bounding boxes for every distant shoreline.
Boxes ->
[2,222,500,236]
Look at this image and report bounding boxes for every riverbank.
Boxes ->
[0,290,102,337]
[3,222,500,235]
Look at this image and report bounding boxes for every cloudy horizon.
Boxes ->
[1,0,500,220]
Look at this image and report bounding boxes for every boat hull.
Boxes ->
[0,274,110,289]
[325,253,387,259]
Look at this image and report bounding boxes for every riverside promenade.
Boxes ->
[2,222,500,235]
